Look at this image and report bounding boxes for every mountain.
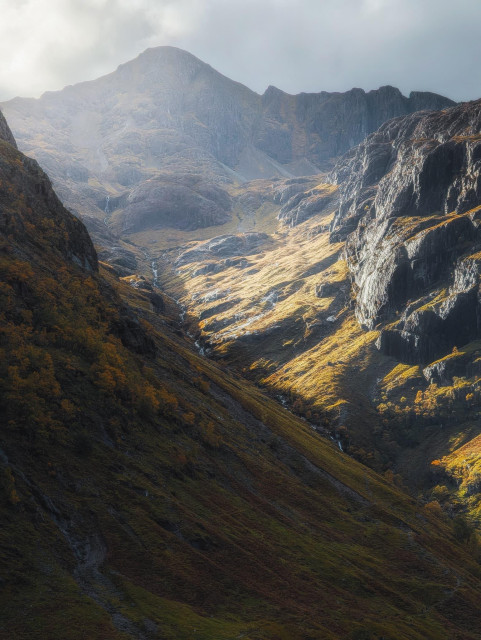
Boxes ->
[0,46,454,237]
[4,96,481,638]
[4,46,477,507]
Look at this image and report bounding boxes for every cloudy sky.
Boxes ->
[0,0,480,102]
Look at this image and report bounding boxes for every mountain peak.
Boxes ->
[263,84,286,96]
[0,47,456,236]
[130,45,209,68]
[115,45,218,82]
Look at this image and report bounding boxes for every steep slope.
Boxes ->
[331,99,481,364]
[319,97,481,520]
[1,46,453,242]
[258,84,454,168]
[0,110,17,148]
[4,115,481,639]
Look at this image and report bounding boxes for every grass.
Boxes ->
[382,363,423,392]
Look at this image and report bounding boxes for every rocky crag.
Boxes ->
[330,99,481,375]
[259,83,454,169]
[0,110,17,147]
[0,124,96,272]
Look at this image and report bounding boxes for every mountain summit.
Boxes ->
[1,46,454,235]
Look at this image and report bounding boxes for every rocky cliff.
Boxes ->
[0,109,17,147]
[331,99,481,367]
[0,123,96,272]
[258,84,454,169]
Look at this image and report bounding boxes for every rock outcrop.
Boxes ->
[0,109,17,147]
[0,138,97,272]
[331,100,481,365]
[276,181,338,226]
[176,232,269,267]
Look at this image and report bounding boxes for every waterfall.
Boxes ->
[151,260,158,288]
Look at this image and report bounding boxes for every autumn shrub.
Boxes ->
[199,420,222,448]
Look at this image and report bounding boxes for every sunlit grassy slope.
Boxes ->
[124,179,481,529]
[4,137,481,638]
[139,185,393,460]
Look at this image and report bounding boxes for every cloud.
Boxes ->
[0,0,173,98]
[0,0,480,102]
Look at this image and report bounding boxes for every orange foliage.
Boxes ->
[183,412,196,426]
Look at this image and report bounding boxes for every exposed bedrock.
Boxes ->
[277,184,337,226]
[331,100,481,364]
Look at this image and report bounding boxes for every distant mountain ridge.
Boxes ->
[0,46,455,233]
[258,82,454,168]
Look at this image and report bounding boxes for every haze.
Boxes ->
[1,0,480,102]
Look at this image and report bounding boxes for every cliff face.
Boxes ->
[0,109,17,147]
[0,47,453,236]
[331,100,481,366]
[0,126,96,272]
[258,84,455,169]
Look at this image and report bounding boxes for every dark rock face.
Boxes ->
[331,100,481,366]
[0,140,97,273]
[0,110,17,148]
[258,85,455,170]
